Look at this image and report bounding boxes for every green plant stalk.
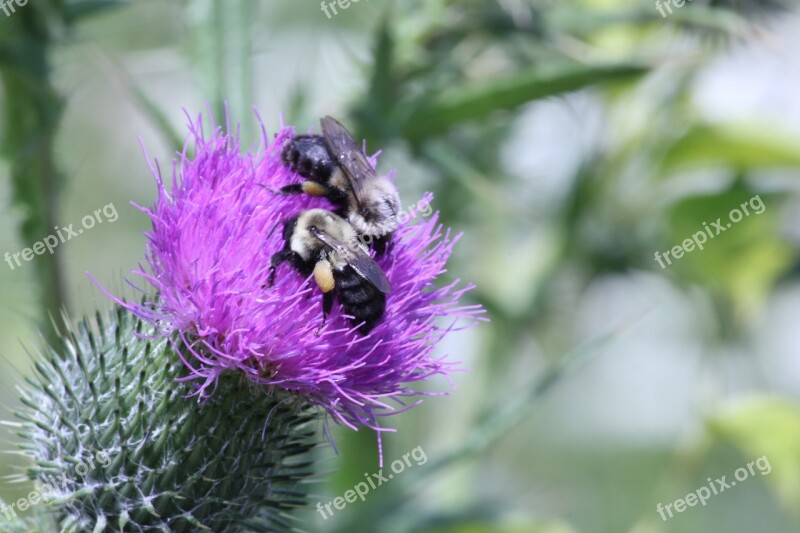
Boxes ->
[0,8,68,344]
[188,0,227,126]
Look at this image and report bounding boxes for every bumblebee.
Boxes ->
[280,116,401,254]
[268,208,392,334]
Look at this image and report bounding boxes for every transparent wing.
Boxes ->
[320,115,377,208]
[309,226,392,295]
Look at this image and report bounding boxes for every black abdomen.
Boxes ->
[334,267,386,334]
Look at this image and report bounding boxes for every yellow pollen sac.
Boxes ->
[313,260,335,293]
[301,182,327,196]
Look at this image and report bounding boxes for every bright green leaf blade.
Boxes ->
[403,63,649,140]
[661,122,800,173]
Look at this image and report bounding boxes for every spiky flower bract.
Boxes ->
[110,111,483,450]
[15,307,316,532]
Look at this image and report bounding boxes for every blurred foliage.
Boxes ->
[709,397,800,513]
[2,0,800,532]
[666,188,791,322]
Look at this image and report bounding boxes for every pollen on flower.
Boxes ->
[94,111,485,461]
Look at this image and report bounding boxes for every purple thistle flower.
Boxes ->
[98,111,484,460]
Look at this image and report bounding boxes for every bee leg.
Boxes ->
[277,182,329,198]
[267,249,299,287]
[372,235,392,257]
[278,183,304,195]
[316,292,334,336]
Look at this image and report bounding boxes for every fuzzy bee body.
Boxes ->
[269,209,391,334]
[280,134,332,181]
[329,264,386,333]
[280,116,401,252]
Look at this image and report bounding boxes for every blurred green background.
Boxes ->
[2,1,800,532]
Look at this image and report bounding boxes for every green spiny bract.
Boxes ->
[13,306,318,532]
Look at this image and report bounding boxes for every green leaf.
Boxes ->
[660,122,800,173]
[663,188,792,315]
[402,63,649,140]
[353,15,398,145]
[669,5,750,36]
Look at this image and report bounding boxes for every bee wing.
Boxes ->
[309,226,392,295]
[320,116,376,208]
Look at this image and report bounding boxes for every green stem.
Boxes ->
[0,7,68,344]
[230,0,253,139]
[188,0,226,123]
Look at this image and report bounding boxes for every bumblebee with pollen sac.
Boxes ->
[280,116,401,254]
[268,208,392,334]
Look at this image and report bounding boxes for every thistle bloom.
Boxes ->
[102,112,483,453]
